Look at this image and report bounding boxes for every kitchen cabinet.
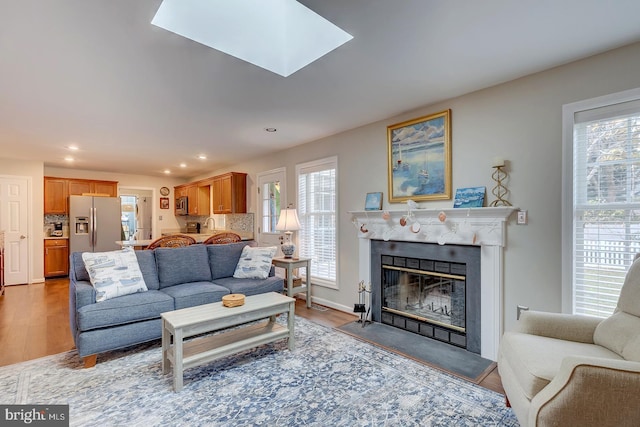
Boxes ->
[44,239,69,278]
[212,172,247,214]
[173,182,210,216]
[68,179,117,197]
[173,172,245,216]
[93,181,118,196]
[67,180,92,196]
[45,177,118,215]
[197,182,211,215]
[186,184,198,215]
[44,177,68,214]
[175,185,188,198]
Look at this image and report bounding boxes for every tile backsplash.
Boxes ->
[225,213,254,232]
[179,213,254,232]
[44,214,69,237]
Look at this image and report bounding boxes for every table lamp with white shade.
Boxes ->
[276,206,301,258]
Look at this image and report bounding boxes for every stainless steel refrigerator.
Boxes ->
[134,196,152,240]
[70,195,122,253]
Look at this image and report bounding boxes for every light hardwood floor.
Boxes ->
[0,278,504,394]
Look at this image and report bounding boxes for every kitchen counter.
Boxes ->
[44,236,69,239]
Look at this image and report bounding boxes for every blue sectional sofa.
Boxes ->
[69,241,284,367]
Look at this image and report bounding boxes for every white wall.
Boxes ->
[197,41,640,331]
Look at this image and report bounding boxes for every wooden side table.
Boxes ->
[272,257,311,308]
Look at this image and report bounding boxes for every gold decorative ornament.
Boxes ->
[489,158,512,207]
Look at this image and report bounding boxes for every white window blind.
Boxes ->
[573,99,640,317]
[297,157,337,288]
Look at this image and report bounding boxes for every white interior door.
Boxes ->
[256,168,286,253]
[0,177,29,285]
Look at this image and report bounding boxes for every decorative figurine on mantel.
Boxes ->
[489,157,512,207]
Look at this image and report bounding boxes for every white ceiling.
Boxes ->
[1,0,640,179]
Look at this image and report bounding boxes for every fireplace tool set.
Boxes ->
[353,280,371,327]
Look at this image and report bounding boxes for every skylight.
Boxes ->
[152,0,353,77]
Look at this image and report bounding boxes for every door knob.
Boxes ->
[20,235,26,240]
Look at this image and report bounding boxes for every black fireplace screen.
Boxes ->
[382,265,466,332]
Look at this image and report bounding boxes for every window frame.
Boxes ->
[561,87,640,314]
[296,156,338,290]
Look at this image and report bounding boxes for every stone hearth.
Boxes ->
[350,207,516,361]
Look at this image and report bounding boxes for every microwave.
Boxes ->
[176,196,188,215]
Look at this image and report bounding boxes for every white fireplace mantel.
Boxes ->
[349,207,517,361]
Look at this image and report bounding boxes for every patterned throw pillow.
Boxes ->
[82,248,148,302]
[233,246,278,280]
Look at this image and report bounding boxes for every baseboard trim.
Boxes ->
[302,295,352,315]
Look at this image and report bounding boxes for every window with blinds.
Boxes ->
[572,98,640,317]
[296,156,337,288]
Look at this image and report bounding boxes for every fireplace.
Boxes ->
[350,207,515,360]
[372,240,481,354]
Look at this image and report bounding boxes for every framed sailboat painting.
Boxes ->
[387,110,452,203]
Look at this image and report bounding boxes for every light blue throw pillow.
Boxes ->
[82,247,148,302]
[233,246,277,280]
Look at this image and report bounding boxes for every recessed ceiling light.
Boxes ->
[164,169,171,174]
[66,145,79,151]
[64,156,74,162]
[265,127,277,132]
[180,163,187,168]
[197,154,207,160]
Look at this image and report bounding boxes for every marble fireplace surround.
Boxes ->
[349,207,516,361]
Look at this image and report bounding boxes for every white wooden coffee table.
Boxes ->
[161,292,295,391]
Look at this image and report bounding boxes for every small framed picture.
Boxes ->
[365,192,383,211]
[453,187,485,208]
[160,197,170,210]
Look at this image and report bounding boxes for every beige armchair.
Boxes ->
[498,257,640,427]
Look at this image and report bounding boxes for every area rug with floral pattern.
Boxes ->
[0,317,518,426]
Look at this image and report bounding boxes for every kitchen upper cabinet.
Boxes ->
[196,182,211,216]
[44,239,69,277]
[212,172,247,214]
[173,172,245,216]
[92,181,118,196]
[68,179,117,197]
[174,182,211,216]
[186,185,198,215]
[67,180,91,196]
[175,185,188,198]
[44,177,118,215]
[44,177,68,214]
